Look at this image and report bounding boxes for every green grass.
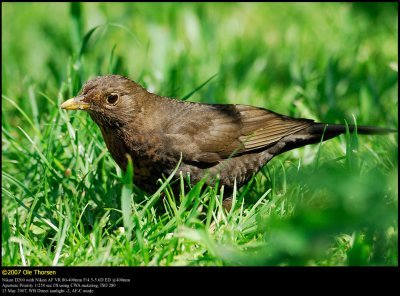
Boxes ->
[2,2,398,266]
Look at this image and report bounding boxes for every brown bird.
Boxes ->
[61,75,395,210]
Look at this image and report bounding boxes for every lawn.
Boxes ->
[2,2,398,266]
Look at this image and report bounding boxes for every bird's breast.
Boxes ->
[99,125,130,171]
[98,124,180,192]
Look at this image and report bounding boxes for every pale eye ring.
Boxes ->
[106,93,119,105]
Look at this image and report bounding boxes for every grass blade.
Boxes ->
[181,73,218,101]
[79,26,101,58]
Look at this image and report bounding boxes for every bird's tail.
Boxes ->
[309,123,397,140]
[273,122,396,155]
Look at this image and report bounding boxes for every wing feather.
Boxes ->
[163,101,313,162]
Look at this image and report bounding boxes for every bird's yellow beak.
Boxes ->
[61,96,90,110]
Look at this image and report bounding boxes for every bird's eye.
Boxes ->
[106,94,119,105]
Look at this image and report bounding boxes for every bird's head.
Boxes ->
[61,75,147,128]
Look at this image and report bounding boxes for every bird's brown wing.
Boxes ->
[163,102,314,163]
[236,105,314,152]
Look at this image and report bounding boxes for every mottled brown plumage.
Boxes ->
[61,75,395,208]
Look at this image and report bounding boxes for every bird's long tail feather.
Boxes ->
[309,123,397,139]
[273,122,396,155]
